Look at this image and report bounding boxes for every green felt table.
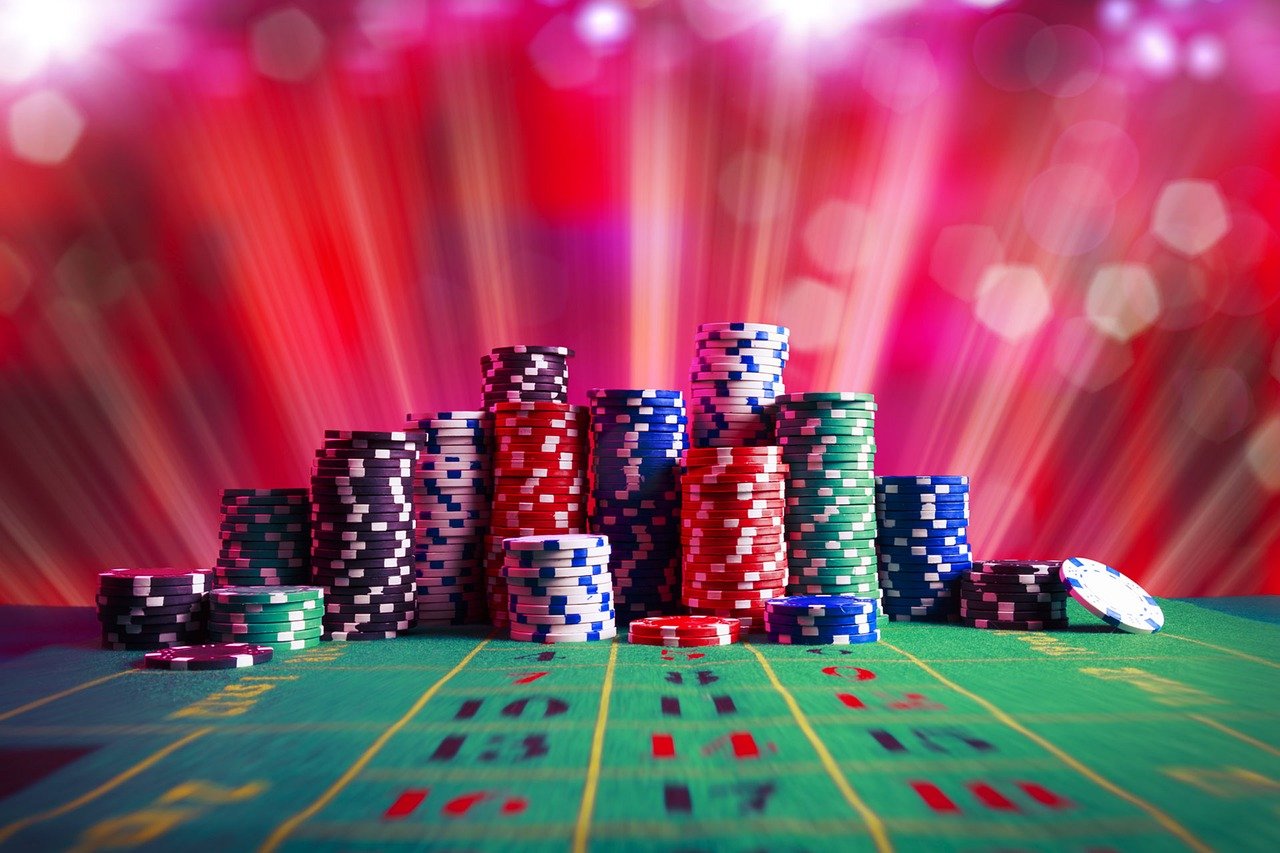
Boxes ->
[0,598,1277,852]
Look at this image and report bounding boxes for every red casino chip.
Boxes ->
[627,615,740,637]
[684,447,782,465]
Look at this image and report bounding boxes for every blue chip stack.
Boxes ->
[405,410,491,626]
[763,594,879,645]
[503,534,616,642]
[689,322,789,448]
[587,389,687,622]
[875,475,972,621]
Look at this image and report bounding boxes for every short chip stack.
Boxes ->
[776,393,878,606]
[680,446,788,632]
[503,534,616,642]
[207,586,324,651]
[97,568,210,650]
[587,388,687,622]
[482,345,572,411]
[485,402,589,629]
[216,488,311,587]
[763,594,879,645]
[959,560,1069,630]
[876,475,972,621]
[627,615,740,647]
[310,430,418,641]
[689,322,789,448]
[405,410,491,626]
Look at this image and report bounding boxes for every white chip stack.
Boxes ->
[502,534,615,643]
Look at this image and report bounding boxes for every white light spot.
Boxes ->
[7,90,84,166]
[803,200,869,276]
[1246,417,1280,491]
[1132,23,1179,78]
[0,243,33,315]
[1021,165,1115,256]
[765,0,917,35]
[862,37,938,113]
[357,0,428,49]
[1027,25,1103,98]
[974,264,1052,342]
[718,151,793,225]
[575,0,633,47]
[973,13,1047,92]
[1085,263,1161,341]
[1098,0,1136,32]
[929,224,1004,302]
[679,0,766,42]
[1053,316,1133,391]
[1180,368,1251,442]
[1051,121,1139,198]
[779,277,846,352]
[529,14,597,88]
[251,7,326,82]
[1185,33,1226,80]
[1152,180,1231,257]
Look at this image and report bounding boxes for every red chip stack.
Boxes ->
[484,401,589,627]
[680,446,789,631]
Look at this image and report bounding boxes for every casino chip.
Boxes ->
[216,488,311,588]
[405,410,491,626]
[482,346,573,412]
[957,560,1069,631]
[776,392,880,610]
[628,615,740,647]
[1059,556,1164,634]
[486,396,588,628]
[875,476,971,622]
[207,586,325,651]
[588,388,686,622]
[143,643,273,670]
[310,431,418,640]
[96,568,210,650]
[688,322,789,448]
[502,535,615,641]
[763,594,879,644]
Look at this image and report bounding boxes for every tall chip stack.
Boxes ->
[689,322,789,448]
[216,488,311,587]
[404,410,491,626]
[875,475,972,622]
[485,401,589,629]
[680,446,788,632]
[503,534,616,642]
[96,568,210,650]
[309,430,419,641]
[587,388,687,622]
[776,393,879,610]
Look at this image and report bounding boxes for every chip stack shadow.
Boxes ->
[689,322,790,448]
[405,410,492,626]
[216,488,311,588]
[309,430,419,641]
[587,388,687,622]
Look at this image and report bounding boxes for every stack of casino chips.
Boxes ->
[875,475,972,622]
[482,345,572,410]
[763,594,879,645]
[627,615,740,647]
[216,488,311,587]
[207,585,324,651]
[310,430,418,641]
[587,388,687,621]
[776,393,878,605]
[485,402,589,628]
[680,446,788,631]
[959,560,1069,631]
[503,534,616,642]
[689,322,789,448]
[404,410,491,626]
[97,568,210,650]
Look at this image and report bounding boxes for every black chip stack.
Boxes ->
[96,568,210,650]
[216,488,311,587]
[404,410,492,626]
[959,560,1070,631]
[310,430,418,641]
[482,345,572,411]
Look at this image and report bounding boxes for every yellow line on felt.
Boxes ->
[260,638,491,853]
[0,726,211,846]
[881,640,1211,853]
[0,669,134,723]
[1187,713,1280,757]
[745,643,893,853]
[572,639,619,853]
[1161,632,1280,671]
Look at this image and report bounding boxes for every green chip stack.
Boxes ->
[775,393,879,612]
[206,586,325,652]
